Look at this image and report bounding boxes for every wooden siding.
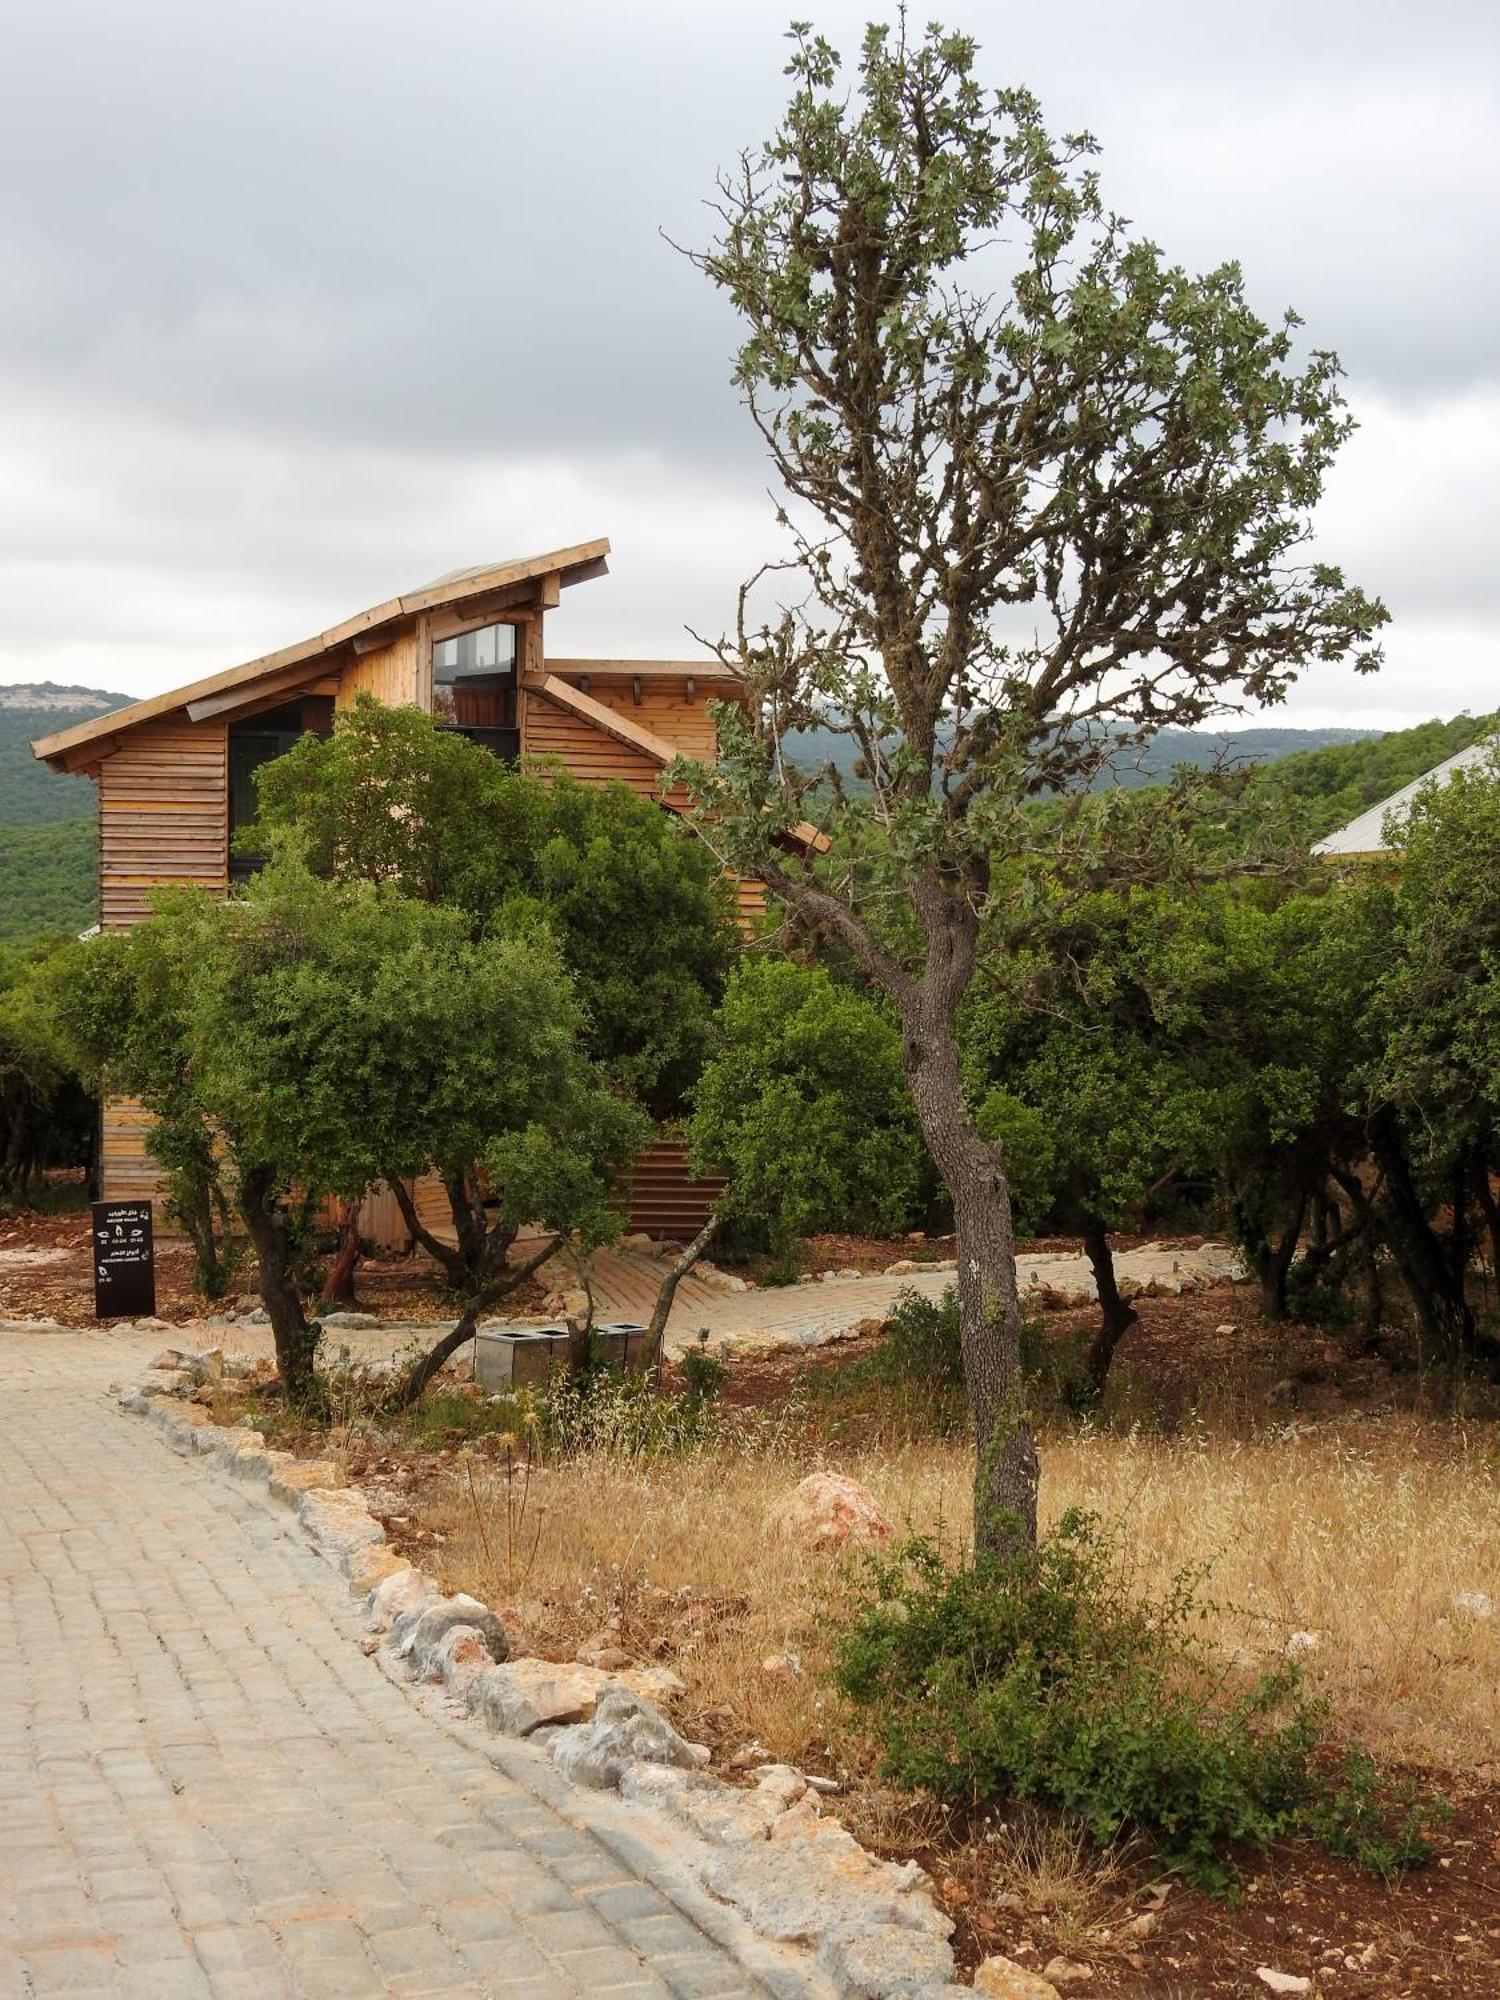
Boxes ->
[523,695,666,796]
[96,718,228,1212]
[336,625,422,709]
[100,1099,160,1204]
[732,876,768,927]
[98,719,228,930]
[584,681,718,762]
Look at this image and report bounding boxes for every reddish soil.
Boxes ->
[0,1205,546,1329]
[926,1783,1500,1996]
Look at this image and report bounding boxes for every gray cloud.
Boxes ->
[0,0,1495,722]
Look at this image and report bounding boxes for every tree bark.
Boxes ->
[389,1177,470,1290]
[384,1232,563,1409]
[238,1163,320,1407]
[642,1213,721,1370]
[322,1202,362,1309]
[1369,1113,1477,1365]
[900,995,1037,1554]
[1081,1211,1137,1394]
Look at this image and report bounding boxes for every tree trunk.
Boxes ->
[1369,1114,1477,1366]
[385,1232,563,1409]
[322,1202,362,1309]
[238,1163,320,1406]
[901,1008,1037,1554]
[642,1213,721,1370]
[1469,1155,1500,1304]
[389,1177,470,1290]
[1081,1211,1137,1395]
[1265,1189,1308,1319]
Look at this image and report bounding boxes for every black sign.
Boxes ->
[92,1201,156,1319]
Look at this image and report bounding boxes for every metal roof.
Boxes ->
[1312,739,1497,857]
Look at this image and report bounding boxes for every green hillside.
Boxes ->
[0,684,124,943]
[0,821,99,941]
[1244,711,1498,838]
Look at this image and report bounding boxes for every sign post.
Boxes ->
[91,1200,156,1320]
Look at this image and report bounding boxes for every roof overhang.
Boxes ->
[32,539,611,772]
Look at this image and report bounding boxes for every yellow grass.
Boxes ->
[416,1418,1500,1781]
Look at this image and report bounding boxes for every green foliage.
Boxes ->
[676,1343,729,1406]
[59,861,647,1340]
[0,935,95,1203]
[689,957,927,1241]
[0,822,97,944]
[0,690,123,823]
[870,1284,964,1394]
[833,1513,1440,1892]
[0,690,122,947]
[1377,751,1500,1141]
[250,696,735,1112]
[1245,710,1498,840]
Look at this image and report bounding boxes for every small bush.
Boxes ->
[677,1345,729,1406]
[865,1286,1088,1419]
[871,1285,964,1391]
[832,1511,1441,1892]
[522,1368,723,1459]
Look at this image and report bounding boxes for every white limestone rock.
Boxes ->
[549,1686,703,1790]
[390,1594,509,1677]
[366,1566,436,1632]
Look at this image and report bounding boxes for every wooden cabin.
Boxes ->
[30,537,746,1243]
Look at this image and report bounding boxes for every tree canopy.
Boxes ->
[679,18,1383,1547]
[252,695,735,1115]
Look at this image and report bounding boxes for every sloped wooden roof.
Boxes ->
[32,539,611,770]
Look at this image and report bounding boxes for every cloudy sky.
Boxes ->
[2,0,1495,728]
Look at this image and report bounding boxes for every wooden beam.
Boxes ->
[544,658,744,683]
[186,661,337,723]
[351,622,403,655]
[427,593,539,644]
[530,674,682,766]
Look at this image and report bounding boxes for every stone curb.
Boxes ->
[118,1380,973,1998]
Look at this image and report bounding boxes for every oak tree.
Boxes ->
[682,20,1385,1546]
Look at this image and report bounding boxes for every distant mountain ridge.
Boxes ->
[783,720,1381,790]
[0,679,1491,944]
[0,682,119,713]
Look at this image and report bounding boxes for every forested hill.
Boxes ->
[782,713,1499,842]
[0,684,126,943]
[1242,711,1499,838]
[784,720,1381,789]
[0,680,1493,943]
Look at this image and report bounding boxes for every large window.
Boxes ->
[228,697,333,883]
[433,620,518,760]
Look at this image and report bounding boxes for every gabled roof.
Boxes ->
[1312,738,1497,858]
[31,539,611,770]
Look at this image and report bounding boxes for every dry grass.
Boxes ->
[412,1414,1500,1781]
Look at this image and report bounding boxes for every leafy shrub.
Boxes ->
[832,1512,1440,1892]
[677,1344,729,1406]
[690,958,929,1240]
[872,1285,964,1392]
[868,1286,1089,1418]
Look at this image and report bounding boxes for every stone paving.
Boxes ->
[0,1328,791,1999]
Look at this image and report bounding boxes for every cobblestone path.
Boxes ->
[0,1331,780,2000]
